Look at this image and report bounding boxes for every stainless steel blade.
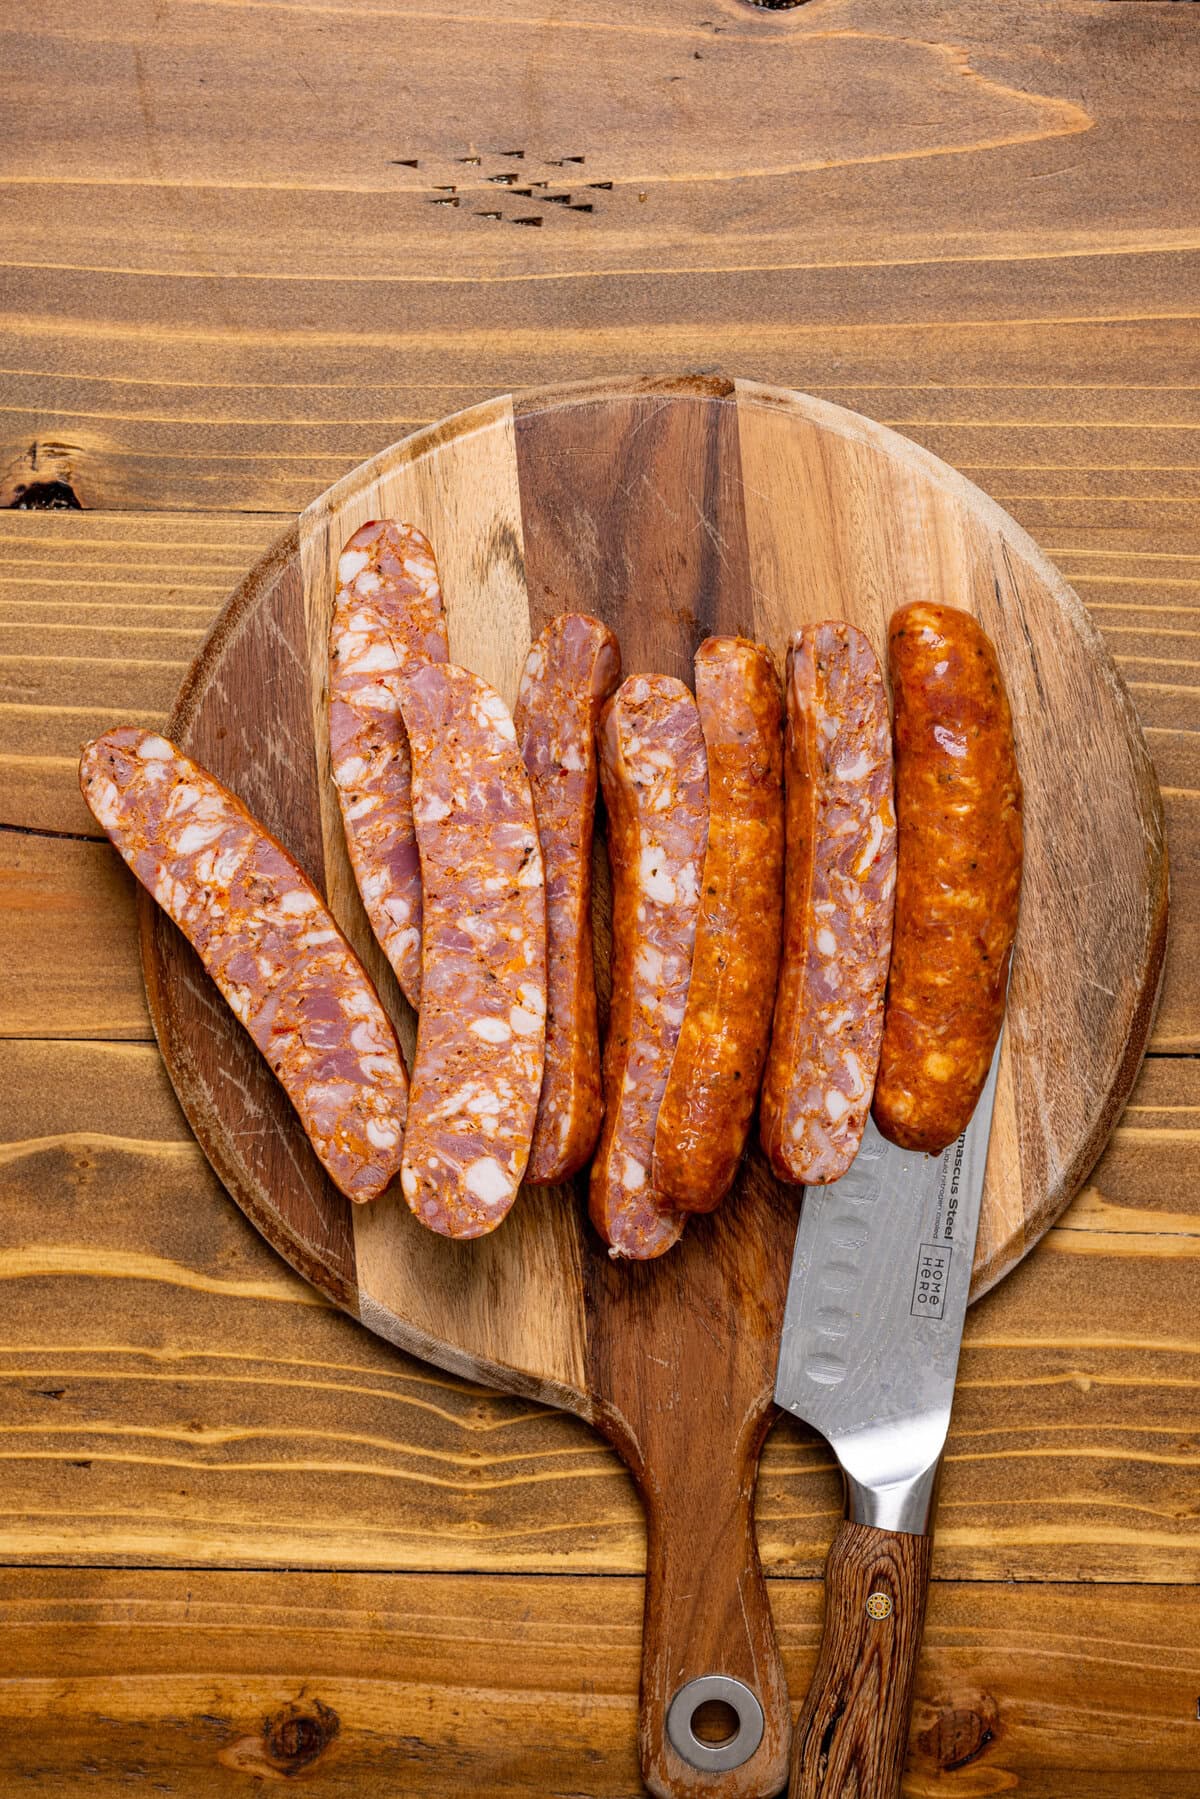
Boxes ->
[774,1041,1003,1534]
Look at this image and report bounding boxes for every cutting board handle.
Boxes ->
[610,1395,790,1799]
[789,1520,932,1798]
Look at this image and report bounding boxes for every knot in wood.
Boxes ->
[262,1698,340,1772]
[915,1694,1000,1771]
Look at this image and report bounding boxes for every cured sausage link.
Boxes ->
[515,614,621,1184]
[328,520,449,1009]
[873,603,1023,1154]
[398,662,547,1239]
[78,727,408,1203]
[760,623,896,1185]
[652,637,784,1212]
[589,674,709,1259]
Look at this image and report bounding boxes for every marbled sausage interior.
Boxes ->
[78,726,408,1202]
[589,674,709,1259]
[398,662,548,1239]
[328,520,449,1010]
[760,623,897,1186]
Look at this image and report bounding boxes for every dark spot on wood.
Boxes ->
[512,215,543,227]
[588,181,613,190]
[819,1697,846,1767]
[7,479,82,511]
[498,148,525,158]
[570,203,594,213]
[262,1698,340,1773]
[544,193,573,205]
[389,158,419,167]
[488,173,519,185]
[30,1388,66,1400]
[486,518,527,589]
[916,1696,1000,1771]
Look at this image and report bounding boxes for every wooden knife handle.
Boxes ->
[790,1520,932,1799]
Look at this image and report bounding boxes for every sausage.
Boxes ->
[397,662,547,1238]
[759,623,897,1185]
[78,727,408,1202]
[872,602,1023,1153]
[328,520,449,1009]
[652,637,784,1212]
[589,675,708,1259]
[514,614,621,1184]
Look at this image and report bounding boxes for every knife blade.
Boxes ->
[775,1038,1003,1799]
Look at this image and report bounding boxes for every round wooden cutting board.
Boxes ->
[140,375,1166,1799]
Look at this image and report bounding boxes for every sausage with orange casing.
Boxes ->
[652,637,784,1211]
[760,623,897,1185]
[79,726,408,1202]
[589,674,708,1259]
[515,613,621,1183]
[872,602,1023,1154]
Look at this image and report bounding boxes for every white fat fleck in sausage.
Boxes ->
[77,726,408,1203]
[397,661,547,1240]
[328,519,450,1009]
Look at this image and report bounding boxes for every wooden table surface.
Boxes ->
[2,1,1198,1793]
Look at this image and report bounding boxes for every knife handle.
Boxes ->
[789,1520,932,1799]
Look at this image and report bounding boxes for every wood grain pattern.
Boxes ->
[0,512,277,834]
[0,1569,1198,1798]
[1,1,1197,524]
[1,1038,1199,1584]
[791,1523,933,1799]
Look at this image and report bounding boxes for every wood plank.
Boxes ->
[0,836,148,1039]
[0,1567,1196,1797]
[0,2,1197,515]
[1,1041,1197,1583]
[0,511,280,833]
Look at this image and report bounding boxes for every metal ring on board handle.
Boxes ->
[665,1675,765,1773]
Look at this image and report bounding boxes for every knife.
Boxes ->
[774,1040,1003,1798]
